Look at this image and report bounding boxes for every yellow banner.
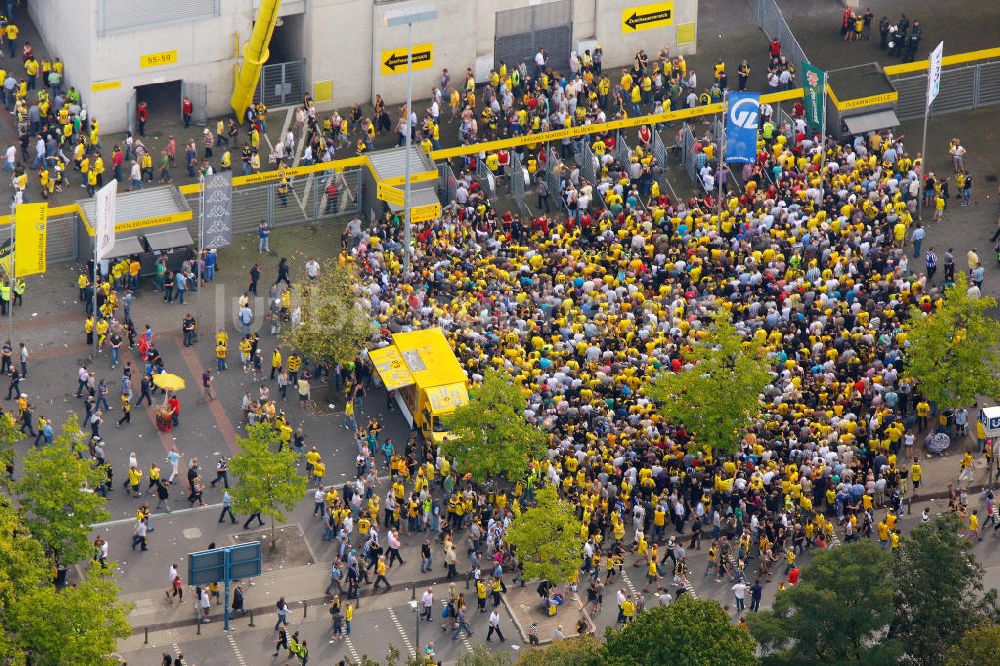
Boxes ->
[368,346,415,390]
[140,50,178,69]
[833,91,898,111]
[81,209,192,236]
[381,43,433,76]
[14,203,47,277]
[622,2,673,33]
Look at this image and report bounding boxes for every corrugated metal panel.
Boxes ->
[78,185,190,227]
[100,0,219,36]
[978,61,1000,106]
[369,145,432,181]
[387,186,439,213]
[844,110,900,135]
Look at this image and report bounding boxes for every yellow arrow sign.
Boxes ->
[621,2,673,32]
[381,43,434,76]
[377,181,405,206]
[410,202,441,223]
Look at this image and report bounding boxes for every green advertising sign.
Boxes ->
[801,61,827,134]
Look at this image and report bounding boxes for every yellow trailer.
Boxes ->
[368,328,469,443]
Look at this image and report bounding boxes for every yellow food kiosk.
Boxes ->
[368,327,469,443]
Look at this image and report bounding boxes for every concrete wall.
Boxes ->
[594,0,699,68]
[31,0,252,133]
[32,0,700,132]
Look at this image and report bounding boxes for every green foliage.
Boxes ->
[281,260,374,367]
[645,310,771,454]
[228,422,308,545]
[15,416,109,565]
[9,568,132,666]
[516,635,607,666]
[747,540,899,663]
[605,596,758,666]
[442,368,547,482]
[456,645,513,666]
[506,484,584,585]
[892,514,986,666]
[0,412,20,487]
[944,623,1000,666]
[905,272,1000,407]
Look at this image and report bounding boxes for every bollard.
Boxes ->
[412,585,416,601]
[303,600,308,618]
[249,609,255,627]
[144,626,148,644]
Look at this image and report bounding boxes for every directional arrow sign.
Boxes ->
[380,43,434,76]
[621,2,673,32]
[377,181,405,207]
[410,202,441,223]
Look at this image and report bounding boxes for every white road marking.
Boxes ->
[226,633,247,666]
[345,636,361,661]
[387,607,415,657]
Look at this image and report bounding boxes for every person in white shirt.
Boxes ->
[305,259,320,280]
[421,588,434,621]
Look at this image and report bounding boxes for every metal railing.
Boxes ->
[509,151,531,218]
[751,0,811,67]
[650,131,679,202]
[254,59,307,108]
[437,162,458,204]
[474,158,497,200]
[892,60,1000,121]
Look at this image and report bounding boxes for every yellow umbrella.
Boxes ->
[153,373,186,392]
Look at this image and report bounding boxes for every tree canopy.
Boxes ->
[228,422,308,545]
[748,540,899,663]
[280,260,374,368]
[506,484,584,584]
[645,310,772,454]
[441,368,547,482]
[891,514,986,665]
[605,596,758,666]
[905,271,1000,407]
[15,416,109,565]
[516,635,606,666]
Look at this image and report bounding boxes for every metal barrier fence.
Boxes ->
[577,142,597,188]
[892,60,1000,121]
[475,158,497,200]
[184,168,362,239]
[254,59,307,108]
[650,131,680,201]
[545,147,562,201]
[680,125,698,185]
[750,0,810,67]
[437,162,458,204]
[509,151,531,218]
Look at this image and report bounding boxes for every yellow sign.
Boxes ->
[377,182,405,206]
[834,91,898,111]
[14,203,47,278]
[622,2,673,32]
[139,50,178,69]
[82,210,192,236]
[676,22,696,45]
[410,202,441,223]
[91,80,122,92]
[368,346,415,391]
[313,80,333,103]
[381,43,433,76]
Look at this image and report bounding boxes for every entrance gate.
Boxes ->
[494,0,572,72]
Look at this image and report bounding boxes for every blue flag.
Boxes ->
[725,93,760,164]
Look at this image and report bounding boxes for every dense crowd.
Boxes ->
[333,114,984,612]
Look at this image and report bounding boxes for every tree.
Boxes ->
[747,540,899,663]
[15,416,109,565]
[506,484,584,585]
[944,623,1000,666]
[905,271,1000,408]
[605,596,758,666]
[280,260,374,368]
[892,514,986,665]
[0,411,20,486]
[9,568,132,666]
[441,368,547,483]
[457,645,513,666]
[228,422,308,547]
[645,310,772,454]
[0,498,50,664]
[516,635,606,666]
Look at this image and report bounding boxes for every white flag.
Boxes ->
[926,41,944,110]
[94,180,118,261]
